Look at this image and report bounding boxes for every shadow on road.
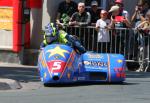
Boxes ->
[43,81,139,88]
[126,71,150,78]
[0,66,149,87]
[0,66,40,82]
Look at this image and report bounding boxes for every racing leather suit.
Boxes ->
[41,30,86,54]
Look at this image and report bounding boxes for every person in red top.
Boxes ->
[109,5,130,55]
[114,0,131,27]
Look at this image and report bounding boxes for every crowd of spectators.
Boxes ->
[56,0,150,28]
[55,0,150,54]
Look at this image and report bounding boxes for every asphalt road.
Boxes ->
[0,64,150,103]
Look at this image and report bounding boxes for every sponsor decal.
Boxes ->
[54,73,59,76]
[67,72,71,79]
[117,59,123,63]
[67,55,75,68]
[114,68,126,78]
[84,61,108,67]
[73,77,77,81]
[116,73,126,78]
[44,72,47,79]
[38,52,43,61]
[41,60,47,68]
[54,55,62,60]
[78,77,85,80]
[87,54,103,59]
[41,77,43,82]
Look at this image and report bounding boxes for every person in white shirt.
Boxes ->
[96,10,111,53]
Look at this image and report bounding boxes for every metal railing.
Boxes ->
[65,26,150,72]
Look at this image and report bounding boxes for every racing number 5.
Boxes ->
[52,62,61,70]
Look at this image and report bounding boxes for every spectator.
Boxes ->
[114,0,131,27]
[114,0,129,18]
[131,2,145,27]
[141,0,150,18]
[137,10,150,33]
[131,0,150,27]
[131,0,149,61]
[109,5,131,54]
[135,10,150,72]
[69,2,91,26]
[96,10,110,53]
[56,0,77,26]
[69,2,91,50]
[89,0,101,26]
[109,5,131,29]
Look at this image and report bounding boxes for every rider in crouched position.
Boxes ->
[40,23,86,54]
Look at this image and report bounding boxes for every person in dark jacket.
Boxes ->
[69,2,91,26]
[89,0,101,26]
[56,0,77,26]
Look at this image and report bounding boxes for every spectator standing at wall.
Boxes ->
[135,10,150,72]
[69,2,91,49]
[112,0,131,53]
[109,5,131,54]
[131,0,149,61]
[136,10,150,49]
[69,2,91,26]
[89,0,101,26]
[114,0,131,27]
[56,0,77,26]
[137,10,150,30]
[136,10,150,46]
[141,0,150,18]
[96,10,110,53]
[131,0,150,27]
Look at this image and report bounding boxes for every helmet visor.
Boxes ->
[46,36,52,43]
[45,35,57,44]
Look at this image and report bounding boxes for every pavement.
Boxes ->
[0,79,21,90]
[0,63,39,90]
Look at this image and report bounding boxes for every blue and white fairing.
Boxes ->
[82,53,126,82]
[38,44,126,85]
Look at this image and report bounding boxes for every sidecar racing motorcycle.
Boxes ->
[38,44,126,85]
